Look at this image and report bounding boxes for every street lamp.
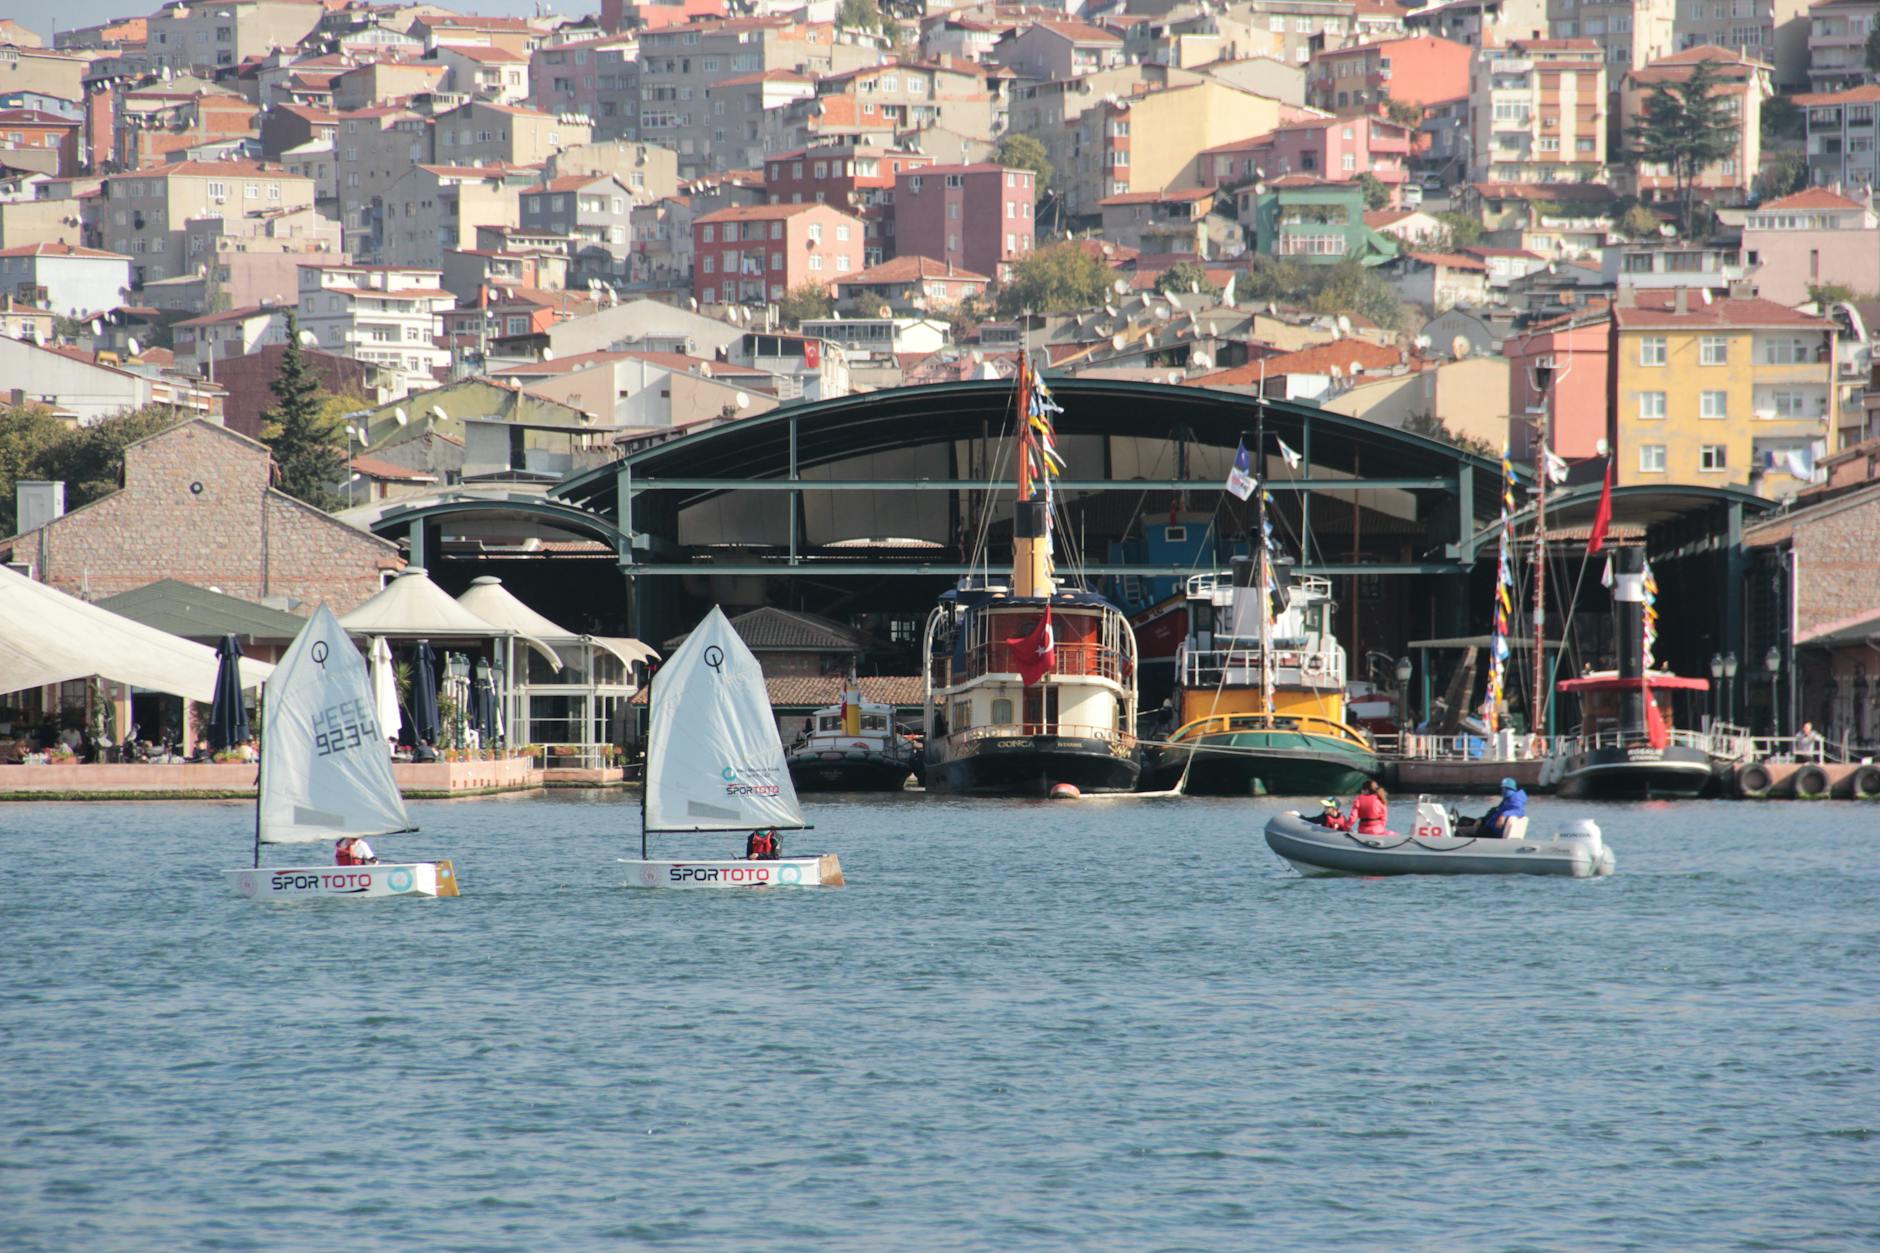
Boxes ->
[1395,656,1413,738]
[1723,652,1738,726]
[1709,653,1724,727]
[1765,645,1782,739]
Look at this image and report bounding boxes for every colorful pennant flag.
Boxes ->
[1226,439,1256,501]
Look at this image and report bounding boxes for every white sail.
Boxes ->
[259,605,412,844]
[645,605,805,832]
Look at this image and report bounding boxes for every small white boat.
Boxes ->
[1263,797,1614,879]
[621,604,844,889]
[223,604,458,901]
[785,691,920,792]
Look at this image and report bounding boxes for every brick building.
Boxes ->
[0,420,401,610]
[693,202,866,306]
[893,162,1034,281]
[765,143,934,266]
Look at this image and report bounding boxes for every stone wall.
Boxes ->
[9,420,400,612]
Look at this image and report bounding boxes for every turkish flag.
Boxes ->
[1645,686,1669,749]
[803,339,821,368]
[1006,605,1055,687]
[1588,456,1614,555]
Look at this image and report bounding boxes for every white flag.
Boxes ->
[1600,554,1614,589]
[1542,445,1569,485]
[1276,437,1302,470]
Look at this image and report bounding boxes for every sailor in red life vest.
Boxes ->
[744,829,780,860]
[334,836,379,866]
[1351,780,1390,835]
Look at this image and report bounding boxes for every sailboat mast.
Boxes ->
[252,684,266,868]
[1255,403,1273,717]
[1531,454,1548,744]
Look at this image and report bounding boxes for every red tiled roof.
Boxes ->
[176,304,278,327]
[695,201,848,223]
[350,455,436,482]
[524,173,623,194]
[0,242,129,260]
[1611,291,1834,330]
[1793,84,1880,106]
[1463,245,1543,259]
[1032,18,1123,43]
[1194,338,1406,385]
[1759,187,1864,211]
[1406,251,1487,270]
[838,254,990,284]
[1099,187,1214,206]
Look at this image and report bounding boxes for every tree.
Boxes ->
[1618,203,1663,239]
[995,241,1113,315]
[997,133,1053,197]
[776,282,833,328]
[1806,281,1859,308]
[0,406,70,534]
[1154,260,1220,300]
[1867,25,1880,76]
[1433,210,1482,249]
[259,313,345,509]
[1757,149,1809,201]
[1355,173,1390,212]
[1627,57,1738,238]
[1385,98,1422,129]
[836,0,882,31]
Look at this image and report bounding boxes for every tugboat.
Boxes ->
[1548,546,1712,798]
[785,687,921,792]
[920,359,1141,795]
[1144,559,1378,796]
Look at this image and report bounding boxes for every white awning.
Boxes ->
[587,635,659,668]
[0,566,274,702]
[340,567,561,669]
[457,578,657,672]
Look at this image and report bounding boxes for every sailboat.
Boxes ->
[622,605,845,889]
[225,605,459,900]
[919,357,1142,795]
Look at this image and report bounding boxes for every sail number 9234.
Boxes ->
[311,699,380,757]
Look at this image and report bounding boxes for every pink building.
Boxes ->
[1503,313,1611,464]
[892,163,1035,283]
[1199,116,1414,201]
[530,35,639,126]
[693,202,866,306]
[765,143,933,265]
[1740,187,1880,308]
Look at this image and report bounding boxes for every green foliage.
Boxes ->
[1238,257,1403,331]
[1867,25,1880,75]
[1385,98,1422,128]
[1618,203,1663,239]
[1757,149,1809,201]
[1433,210,1482,249]
[996,133,1053,196]
[1806,281,1859,307]
[995,241,1113,315]
[836,0,882,31]
[776,282,834,329]
[1761,96,1804,146]
[1153,260,1220,299]
[1627,58,1739,238]
[1356,173,1389,212]
[0,405,185,534]
[259,313,345,510]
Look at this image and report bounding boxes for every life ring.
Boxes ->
[1304,654,1325,675]
[1735,762,1772,799]
[1851,764,1880,800]
[1792,764,1831,800]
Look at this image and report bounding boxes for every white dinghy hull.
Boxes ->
[1263,811,1614,878]
[226,860,460,899]
[618,854,845,889]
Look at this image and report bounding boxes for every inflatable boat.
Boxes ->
[1263,798,1615,878]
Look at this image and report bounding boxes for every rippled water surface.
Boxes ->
[3,793,1876,1250]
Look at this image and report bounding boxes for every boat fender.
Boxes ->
[1304,653,1324,675]
[1049,782,1082,800]
[1792,764,1831,800]
[1736,762,1773,799]
[1852,764,1880,801]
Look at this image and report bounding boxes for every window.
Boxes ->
[836,223,850,241]
[1763,336,1814,364]
[771,251,781,268]
[809,254,823,271]
[1638,391,1666,420]
[702,225,715,242]
[1639,444,1667,473]
[1700,335,1728,364]
[1639,336,1667,366]
[1700,444,1728,471]
[836,255,849,272]
[808,223,822,242]
[771,222,782,240]
[1764,389,1815,417]
[1700,390,1728,419]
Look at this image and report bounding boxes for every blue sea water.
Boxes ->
[1,792,1876,1251]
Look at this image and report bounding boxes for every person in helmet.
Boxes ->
[1478,777,1528,837]
[1307,797,1350,831]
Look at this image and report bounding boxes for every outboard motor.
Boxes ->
[1413,795,1453,840]
[1553,818,1612,875]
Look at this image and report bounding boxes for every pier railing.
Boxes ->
[949,642,1131,686]
[1170,711,1372,751]
[1178,646,1345,688]
[946,722,1137,751]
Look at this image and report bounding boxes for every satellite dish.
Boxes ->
[126,336,140,356]
[1349,359,1363,376]
[1192,351,1212,369]
[1451,334,1471,359]
[735,391,750,409]
[1113,278,1128,296]
[1111,333,1126,351]
[1152,305,1169,321]
[688,296,699,311]
[298,330,316,346]
[971,350,984,364]
[90,318,102,337]
[1166,371,1181,385]
[394,406,408,425]
[1596,437,1611,456]
[1267,302,1278,316]
[1167,292,1183,311]
[1105,304,1118,318]
[878,303,893,318]
[542,348,555,360]
[431,405,448,422]
[1329,364,1343,378]
[1414,334,1432,351]
[1336,314,1352,335]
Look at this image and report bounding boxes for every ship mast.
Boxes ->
[1011,352,1055,600]
[1531,451,1547,747]
[1255,401,1273,717]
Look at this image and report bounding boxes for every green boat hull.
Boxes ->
[1146,729,1379,797]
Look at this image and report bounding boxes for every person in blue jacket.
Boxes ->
[1478,777,1528,837]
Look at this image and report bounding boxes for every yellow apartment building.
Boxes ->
[1612,288,1836,498]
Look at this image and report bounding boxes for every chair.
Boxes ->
[1502,815,1529,841]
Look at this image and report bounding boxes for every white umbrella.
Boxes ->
[370,636,401,750]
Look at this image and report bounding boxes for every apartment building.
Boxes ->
[1617,46,1770,206]
[1672,0,1811,89]
[1740,187,1880,305]
[0,109,82,177]
[1470,39,1607,183]
[429,44,531,105]
[812,62,1004,147]
[379,163,537,269]
[519,173,633,280]
[1097,187,1216,257]
[172,305,290,372]
[893,162,1033,278]
[702,70,815,171]
[629,195,697,286]
[98,159,315,286]
[297,261,454,394]
[1249,176,1402,263]
[1063,80,1285,216]
[1796,83,1880,189]
[547,140,679,201]
[1199,115,1414,198]
[693,201,865,306]
[0,46,91,104]
[1806,0,1880,91]
[111,86,260,169]
[989,20,1125,81]
[833,254,991,312]
[766,142,933,264]
[434,100,591,166]
[1611,288,1835,497]
[334,107,431,256]
[146,0,324,75]
[329,60,448,112]
[1403,0,1546,48]
[1309,35,1473,116]
[529,34,638,129]
[0,242,131,316]
[409,15,548,58]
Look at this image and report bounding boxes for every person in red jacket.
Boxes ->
[1351,780,1390,834]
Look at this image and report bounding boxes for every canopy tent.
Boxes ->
[456,576,658,671]
[0,565,274,702]
[338,566,556,664]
